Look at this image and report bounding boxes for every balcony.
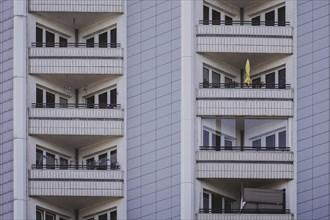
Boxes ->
[197,212,293,220]
[196,147,294,179]
[29,0,124,13]
[196,21,293,54]
[29,164,124,197]
[197,83,294,117]
[29,43,124,75]
[28,103,124,136]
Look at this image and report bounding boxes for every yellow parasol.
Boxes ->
[244,59,251,86]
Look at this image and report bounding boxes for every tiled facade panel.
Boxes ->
[297,1,330,219]
[0,0,14,218]
[127,0,181,219]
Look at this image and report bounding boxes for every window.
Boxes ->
[36,148,71,169]
[252,139,261,148]
[212,9,221,25]
[36,27,68,47]
[36,208,67,220]
[203,130,210,146]
[278,130,286,148]
[60,97,68,108]
[225,77,233,88]
[278,68,286,89]
[225,15,233,25]
[85,87,117,109]
[266,134,276,149]
[85,27,117,48]
[252,16,260,26]
[203,66,231,88]
[86,148,117,170]
[203,6,210,24]
[203,190,234,213]
[212,134,221,147]
[86,209,117,220]
[265,10,275,26]
[203,5,234,25]
[36,87,68,108]
[46,91,55,108]
[224,139,232,149]
[36,88,43,108]
[278,6,286,26]
[265,72,275,88]
[252,77,261,88]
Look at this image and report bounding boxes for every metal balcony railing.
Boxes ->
[31,103,121,109]
[199,20,290,26]
[199,83,291,89]
[31,163,120,170]
[199,209,291,214]
[31,42,121,48]
[199,146,291,152]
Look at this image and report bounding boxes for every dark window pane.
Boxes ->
[225,140,232,150]
[110,88,117,106]
[46,92,55,108]
[60,157,68,169]
[203,6,210,24]
[87,37,94,48]
[225,77,233,88]
[45,213,55,220]
[252,77,261,88]
[46,31,55,47]
[59,37,67,47]
[224,199,232,213]
[46,152,55,169]
[60,97,68,108]
[212,10,220,25]
[98,153,108,170]
[99,92,108,109]
[252,16,260,26]
[203,130,209,146]
[252,139,261,148]
[36,149,43,169]
[266,134,275,149]
[265,10,275,26]
[86,96,95,108]
[36,27,43,47]
[212,194,222,213]
[110,150,117,164]
[99,32,108,48]
[110,210,117,220]
[36,88,43,108]
[98,213,107,220]
[212,71,220,87]
[278,6,286,26]
[266,72,275,88]
[279,130,286,148]
[203,192,210,211]
[203,68,209,88]
[87,157,95,170]
[110,28,117,48]
[225,16,233,25]
[278,68,286,89]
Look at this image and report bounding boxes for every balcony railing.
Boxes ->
[31,163,120,170]
[199,20,290,26]
[199,83,291,90]
[32,103,121,109]
[199,209,291,214]
[199,146,290,152]
[31,42,121,48]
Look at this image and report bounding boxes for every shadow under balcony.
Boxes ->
[196,21,293,54]
[29,163,123,208]
[29,43,124,76]
[197,83,294,117]
[196,146,294,179]
[28,103,124,136]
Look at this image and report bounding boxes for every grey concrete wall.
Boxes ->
[0,0,14,219]
[126,0,181,219]
[297,0,330,219]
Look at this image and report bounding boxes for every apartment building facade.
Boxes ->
[0,0,329,219]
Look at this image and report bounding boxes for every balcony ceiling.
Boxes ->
[37,74,118,90]
[205,53,288,70]
[37,197,118,210]
[38,12,117,29]
[35,135,117,149]
[225,0,265,8]
[205,179,286,190]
